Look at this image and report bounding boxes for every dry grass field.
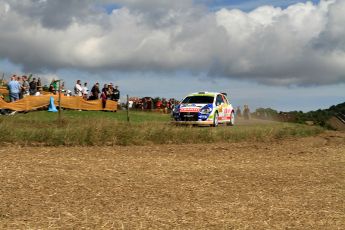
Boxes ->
[1,131,344,229]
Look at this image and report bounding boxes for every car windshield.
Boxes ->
[182,96,214,104]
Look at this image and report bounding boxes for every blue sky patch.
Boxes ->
[201,0,321,11]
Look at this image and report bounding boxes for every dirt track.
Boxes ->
[1,131,345,229]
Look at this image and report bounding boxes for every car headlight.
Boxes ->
[200,107,212,114]
[173,107,180,114]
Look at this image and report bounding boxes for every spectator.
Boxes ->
[156,99,162,109]
[52,79,59,94]
[102,84,108,98]
[65,90,72,96]
[82,82,88,100]
[37,77,42,92]
[162,98,167,107]
[61,81,65,91]
[236,106,242,117]
[49,79,55,93]
[168,98,176,111]
[143,98,147,110]
[7,75,21,102]
[17,76,23,99]
[27,74,32,81]
[137,98,143,110]
[29,78,38,95]
[112,85,120,102]
[22,75,30,97]
[107,83,113,100]
[101,87,107,109]
[243,105,250,120]
[162,98,168,113]
[74,80,83,96]
[90,82,100,100]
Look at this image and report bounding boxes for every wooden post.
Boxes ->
[0,73,5,86]
[127,94,130,122]
[1,73,4,86]
[58,80,62,122]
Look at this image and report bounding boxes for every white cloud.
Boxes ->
[0,0,344,86]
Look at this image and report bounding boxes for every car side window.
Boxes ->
[216,95,224,106]
[222,95,229,104]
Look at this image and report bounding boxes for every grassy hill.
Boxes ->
[291,102,345,127]
[253,101,345,129]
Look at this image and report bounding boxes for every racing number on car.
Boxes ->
[221,95,232,119]
[224,108,231,117]
[220,105,230,120]
[217,94,227,120]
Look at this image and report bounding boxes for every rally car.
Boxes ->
[172,92,235,126]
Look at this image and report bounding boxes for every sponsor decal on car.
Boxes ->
[180,107,200,112]
[219,116,231,121]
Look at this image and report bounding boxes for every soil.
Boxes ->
[0,131,344,229]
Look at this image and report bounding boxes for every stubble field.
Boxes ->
[1,129,344,229]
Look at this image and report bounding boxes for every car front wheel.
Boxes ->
[213,112,219,127]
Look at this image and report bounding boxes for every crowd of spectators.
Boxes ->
[5,74,42,102]
[1,75,121,105]
[128,97,178,112]
[50,79,121,108]
[2,74,180,113]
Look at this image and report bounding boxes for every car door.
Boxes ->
[221,94,232,121]
[215,94,226,122]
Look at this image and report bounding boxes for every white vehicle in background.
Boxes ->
[172,92,235,127]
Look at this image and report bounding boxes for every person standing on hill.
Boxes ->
[102,84,108,97]
[90,82,100,100]
[7,75,21,102]
[101,86,108,109]
[243,105,250,120]
[22,75,30,97]
[82,82,88,100]
[112,85,120,102]
[236,106,242,117]
[52,79,59,94]
[29,78,38,95]
[74,80,83,96]
[107,83,114,100]
[16,76,23,99]
[37,77,42,92]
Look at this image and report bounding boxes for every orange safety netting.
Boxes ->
[0,87,8,95]
[0,95,117,112]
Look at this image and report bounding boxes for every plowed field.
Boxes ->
[1,131,344,229]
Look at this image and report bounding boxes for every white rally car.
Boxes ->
[172,92,235,126]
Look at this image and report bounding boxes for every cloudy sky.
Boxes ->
[0,0,344,111]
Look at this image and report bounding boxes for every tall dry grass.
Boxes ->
[0,111,324,146]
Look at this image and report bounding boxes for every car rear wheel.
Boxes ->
[227,112,235,126]
[213,112,219,127]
